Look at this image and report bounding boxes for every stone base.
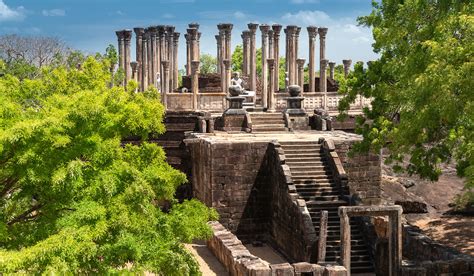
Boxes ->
[286,112,309,131]
[223,113,248,132]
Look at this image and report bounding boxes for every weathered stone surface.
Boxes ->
[323,265,347,276]
[270,263,294,276]
[395,200,428,213]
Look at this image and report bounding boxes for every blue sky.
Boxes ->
[0,0,378,69]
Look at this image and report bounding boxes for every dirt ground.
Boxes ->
[382,159,473,256]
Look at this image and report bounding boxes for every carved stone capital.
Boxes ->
[342,59,352,67]
[272,24,283,35]
[307,26,318,38]
[247,23,259,33]
[259,24,271,34]
[297,58,306,68]
[318,27,328,38]
[267,58,275,68]
[123,30,132,41]
[188,22,199,29]
[320,59,329,69]
[191,60,200,72]
[133,27,145,37]
[223,59,231,70]
[161,60,170,70]
[173,32,180,43]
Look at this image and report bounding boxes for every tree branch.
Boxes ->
[7,204,43,226]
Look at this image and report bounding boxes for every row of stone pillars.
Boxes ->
[116,23,354,111]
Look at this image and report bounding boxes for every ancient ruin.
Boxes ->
[114,22,474,275]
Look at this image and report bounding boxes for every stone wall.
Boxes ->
[207,221,348,276]
[186,138,271,241]
[334,141,381,205]
[266,142,317,262]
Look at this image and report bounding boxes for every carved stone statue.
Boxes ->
[230,72,245,90]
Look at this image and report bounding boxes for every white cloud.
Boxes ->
[291,0,320,4]
[233,11,246,20]
[281,10,331,26]
[0,0,25,21]
[163,13,175,19]
[42,9,66,17]
[352,36,371,43]
[343,24,362,34]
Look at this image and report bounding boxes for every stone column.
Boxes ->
[146,29,153,87]
[320,59,328,109]
[260,24,270,109]
[241,31,250,75]
[141,33,148,91]
[149,26,158,88]
[123,30,132,86]
[318,27,328,79]
[343,59,352,78]
[268,58,275,111]
[268,30,274,59]
[307,26,318,92]
[133,28,145,91]
[115,30,125,85]
[329,62,336,80]
[272,24,282,92]
[223,59,231,97]
[185,34,191,75]
[131,61,138,88]
[248,23,258,92]
[286,26,298,86]
[172,32,179,90]
[217,24,225,79]
[191,60,200,110]
[295,27,301,63]
[297,58,305,90]
[161,60,170,108]
[284,27,289,73]
[166,26,175,91]
[215,35,221,74]
[223,24,233,62]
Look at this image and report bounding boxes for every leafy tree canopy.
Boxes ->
[199,54,217,74]
[0,47,217,274]
[339,0,473,206]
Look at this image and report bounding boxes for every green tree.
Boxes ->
[339,0,474,207]
[199,53,217,74]
[231,45,243,73]
[0,51,217,273]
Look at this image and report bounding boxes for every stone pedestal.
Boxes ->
[285,85,309,130]
[223,85,248,131]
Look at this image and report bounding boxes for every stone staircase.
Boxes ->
[280,141,374,275]
[250,112,288,132]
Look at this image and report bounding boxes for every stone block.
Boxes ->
[270,263,294,276]
[293,262,314,274]
[323,265,347,276]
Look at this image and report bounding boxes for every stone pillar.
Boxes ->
[146,28,153,87]
[248,23,258,92]
[189,23,200,63]
[286,26,298,86]
[307,26,318,92]
[223,59,231,97]
[320,59,328,109]
[268,58,275,111]
[284,27,289,73]
[123,30,132,86]
[223,24,233,62]
[295,27,301,63]
[149,26,158,88]
[215,35,221,74]
[343,59,352,78]
[241,31,250,75]
[115,30,124,85]
[268,30,274,59]
[318,27,328,80]
[272,24,282,92]
[185,34,191,75]
[141,33,148,91]
[161,60,170,108]
[172,32,180,90]
[133,28,145,91]
[131,61,138,82]
[191,60,200,110]
[260,24,270,109]
[328,62,336,80]
[217,24,225,81]
[166,26,175,91]
[297,58,305,90]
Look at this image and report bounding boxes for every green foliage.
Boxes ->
[0,52,217,273]
[199,54,217,74]
[339,0,474,206]
[232,45,243,73]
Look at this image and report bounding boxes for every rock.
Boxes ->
[395,200,428,214]
[402,179,416,189]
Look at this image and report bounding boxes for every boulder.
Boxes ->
[395,200,428,213]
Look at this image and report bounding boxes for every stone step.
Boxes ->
[306,200,348,206]
[299,190,340,197]
[252,126,288,132]
[279,141,321,145]
[165,123,197,132]
[294,182,337,188]
[297,186,339,192]
[287,164,327,170]
[291,174,333,179]
[351,267,375,274]
[284,148,322,154]
[251,117,285,122]
[301,195,342,201]
[249,113,284,119]
[291,170,332,176]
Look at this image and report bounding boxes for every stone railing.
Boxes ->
[275,92,371,114]
[207,221,348,276]
[267,141,317,262]
[320,138,349,198]
[166,92,227,112]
